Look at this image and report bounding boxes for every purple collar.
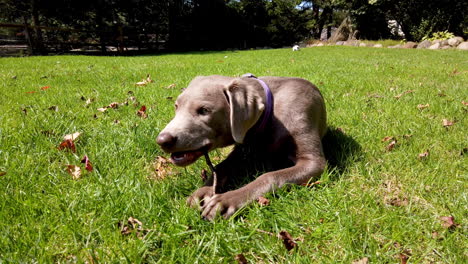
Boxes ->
[242,73,274,133]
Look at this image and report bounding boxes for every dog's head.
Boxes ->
[156,75,266,166]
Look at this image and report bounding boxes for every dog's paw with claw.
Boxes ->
[187,186,215,208]
[201,190,246,221]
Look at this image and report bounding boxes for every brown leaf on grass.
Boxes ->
[81,155,93,172]
[97,107,107,112]
[166,83,176,89]
[442,119,455,127]
[108,102,119,109]
[58,139,76,152]
[0,171,6,177]
[300,181,322,187]
[279,230,297,251]
[386,197,409,207]
[440,216,460,229]
[119,217,149,238]
[136,74,154,86]
[66,165,81,180]
[85,98,94,105]
[399,253,409,264]
[417,104,429,110]
[48,105,58,111]
[257,196,270,206]
[381,136,395,142]
[394,90,414,99]
[462,101,468,106]
[150,156,174,180]
[166,96,173,100]
[64,132,81,141]
[418,150,430,159]
[235,254,248,264]
[137,105,147,118]
[352,257,369,264]
[40,86,50,91]
[386,140,397,151]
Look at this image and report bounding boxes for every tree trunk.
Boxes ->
[22,16,34,55]
[31,0,45,54]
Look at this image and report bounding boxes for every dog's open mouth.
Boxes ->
[170,147,207,167]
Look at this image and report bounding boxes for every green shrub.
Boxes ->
[422,30,455,41]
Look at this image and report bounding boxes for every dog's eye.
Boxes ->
[197,107,210,115]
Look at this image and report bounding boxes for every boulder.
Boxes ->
[317,43,324,47]
[457,42,468,50]
[373,44,383,48]
[428,43,440,49]
[359,43,367,47]
[448,37,464,47]
[441,45,452,50]
[402,41,418,49]
[417,40,432,49]
[388,44,402,49]
[336,41,345,46]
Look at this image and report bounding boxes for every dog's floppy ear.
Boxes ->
[225,79,265,143]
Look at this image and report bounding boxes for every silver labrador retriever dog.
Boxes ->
[157,74,326,220]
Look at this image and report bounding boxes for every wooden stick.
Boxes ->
[204,153,217,194]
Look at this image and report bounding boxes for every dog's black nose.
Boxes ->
[156,132,177,148]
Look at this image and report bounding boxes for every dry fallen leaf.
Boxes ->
[352,257,369,264]
[137,105,147,118]
[386,140,397,151]
[0,171,6,177]
[63,132,81,141]
[66,165,81,180]
[442,119,455,127]
[418,150,430,159]
[235,254,247,264]
[381,136,395,142]
[462,101,468,106]
[440,216,459,229]
[257,196,270,206]
[394,90,414,99]
[136,74,154,86]
[166,83,176,89]
[150,156,174,180]
[300,181,322,187]
[40,86,50,91]
[119,217,148,238]
[279,230,297,251]
[417,104,429,110]
[108,102,119,109]
[399,253,409,264]
[97,107,107,112]
[81,155,93,172]
[58,139,76,153]
[85,98,94,105]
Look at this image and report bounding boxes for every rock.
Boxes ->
[441,45,452,50]
[429,43,440,49]
[457,42,468,50]
[388,44,402,49]
[317,43,324,47]
[448,37,464,47]
[336,41,345,46]
[373,44,383,48]
[402,41,418,49]
[441,40,449,46]
[417,40,432,49]
[344,40,359,46]
[359,43,367,47]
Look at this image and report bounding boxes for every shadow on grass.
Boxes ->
[322,126,362,179]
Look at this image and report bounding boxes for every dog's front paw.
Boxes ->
[201,191,246,221]
[187,186,215,208]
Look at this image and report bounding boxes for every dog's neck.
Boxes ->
[242,73,274,134]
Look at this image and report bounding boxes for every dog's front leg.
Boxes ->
[201,156,325,220]
[186,146,246,209]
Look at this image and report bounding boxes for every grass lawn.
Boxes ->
[0,47,466,263]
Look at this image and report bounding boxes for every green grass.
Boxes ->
[0,47,467,263]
